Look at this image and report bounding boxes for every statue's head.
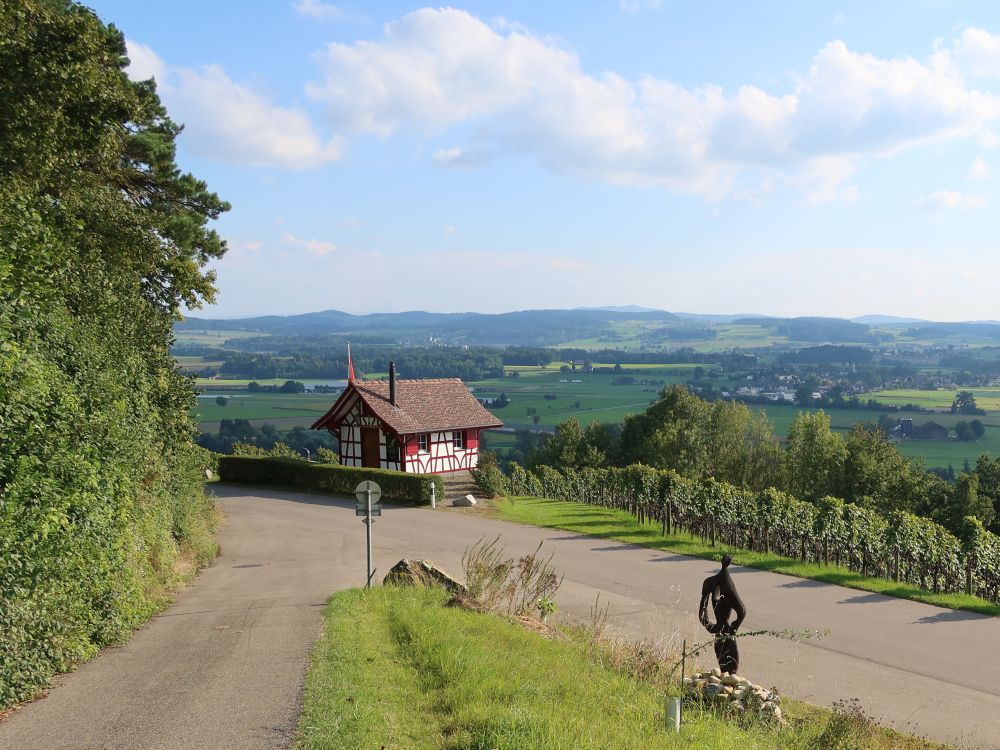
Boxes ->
[721,554,733,569]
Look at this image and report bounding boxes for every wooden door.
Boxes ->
[361,428,380,468]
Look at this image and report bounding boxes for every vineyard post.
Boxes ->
[893,547,900,582]
[966,558,974,596]
[680,638,686,726]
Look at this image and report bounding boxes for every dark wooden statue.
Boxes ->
[698,554,746,674]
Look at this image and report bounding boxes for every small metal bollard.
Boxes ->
[431,482,436,509]
[664,696,681,732]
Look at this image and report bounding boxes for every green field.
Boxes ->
[867,387,1000,411]
[473,364,699,430]
[174,329,266,347]
[175,355,224,370]
[193,392,334,425]
[194,377,345,387]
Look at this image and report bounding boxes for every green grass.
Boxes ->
[193,377,345,387]
[866,387,1000,411]
[193,392,335,424]
[494,496,1000,618]
[297,586,946,750]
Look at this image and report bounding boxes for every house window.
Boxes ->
[452,430,466,450]
[386,435,400,463]
[418,433,428,452]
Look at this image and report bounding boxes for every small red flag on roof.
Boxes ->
[347,342,355,382]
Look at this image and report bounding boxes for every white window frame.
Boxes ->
[452,430,466,450]
[418,433,429,452]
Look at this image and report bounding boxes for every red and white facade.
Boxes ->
[312,373,502,474]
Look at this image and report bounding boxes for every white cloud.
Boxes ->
[170,65,342,169]
[978,132,1000,149]
[305,10,1000,198]
[955,27,1000,78]
[792,155,859,205]
[969,156,991,180]
[431,145,492,167]
[293,0,346,21]
[126,39,167,82]
[916,190,986,213]
[125,39,340,170]
[283,232,337,255]
[443,225,457,236]
[619,0,663,12]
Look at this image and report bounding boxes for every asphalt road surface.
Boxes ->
[3,484,999,749]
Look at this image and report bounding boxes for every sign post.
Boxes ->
[355,481,382,588]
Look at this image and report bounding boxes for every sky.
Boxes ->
[90,1,1000,321]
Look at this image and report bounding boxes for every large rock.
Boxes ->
[383,559,467,594]
[452,494,477,507]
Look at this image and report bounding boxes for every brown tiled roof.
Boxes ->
[312,378,503,434]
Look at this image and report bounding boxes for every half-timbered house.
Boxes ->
[311,363,503,474]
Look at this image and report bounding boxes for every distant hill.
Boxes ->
[177,307,678,347]
[574,305,664,313]
[177,308,999,350]
[673,312,764,323]
[851,315,929,325]
[732,316,879,344]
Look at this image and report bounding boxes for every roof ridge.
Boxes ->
[359,377,465,383]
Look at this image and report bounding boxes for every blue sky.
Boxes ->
[92,1,1000,320]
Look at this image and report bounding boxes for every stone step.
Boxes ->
[440,471,479,499]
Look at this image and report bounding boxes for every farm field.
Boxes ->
[175,355,224,371]
[174,329,267,347]
[471,363,700,430]
[866,387,1000,411]
[194,377,347,388]
[192,392,334,426]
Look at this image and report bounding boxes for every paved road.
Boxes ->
[3,485,999,749]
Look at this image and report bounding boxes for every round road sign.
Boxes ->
[355,480,382,505]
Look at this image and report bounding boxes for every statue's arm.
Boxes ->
[698,589,711,629]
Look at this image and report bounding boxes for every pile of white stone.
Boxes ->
[683,668,783,722]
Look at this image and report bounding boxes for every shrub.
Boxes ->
[471,451,508,497]
[815,699,877,750]
[460,535,563,615]
[316,446,340,464]
[217,456,443,505]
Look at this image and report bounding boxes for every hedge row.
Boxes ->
[482,462,1000,604]
[218,456,444,505]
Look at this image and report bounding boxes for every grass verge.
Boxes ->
[492,496,1000,618]
[296,586,946,749]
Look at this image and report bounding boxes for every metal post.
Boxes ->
[680,638,686,727]
[431,482,436,509]
[365,488,373,588]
